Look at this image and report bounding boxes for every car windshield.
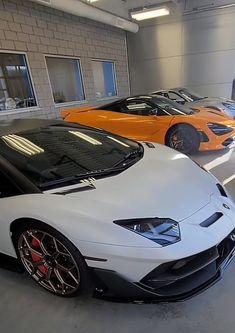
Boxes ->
[152,97,197,115]
[0,125,142,190]
[178,89,204,102]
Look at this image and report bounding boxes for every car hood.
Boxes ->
[189,108,235,124]
[187,97,231,107]
[51,144,217,223]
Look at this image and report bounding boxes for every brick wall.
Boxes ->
[0,0,130,119]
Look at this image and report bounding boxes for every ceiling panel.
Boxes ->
[84,0,179,18]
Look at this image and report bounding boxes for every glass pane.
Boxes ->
[0,53,37,111]
[92,60,117,99]
[0,125,140,190]
[46,57,85,104]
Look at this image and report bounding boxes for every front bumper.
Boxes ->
[91,228,235,303]
[199,131,235,151]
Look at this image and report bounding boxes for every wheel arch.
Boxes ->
[9,218,80,255]
[10,217,45,237]
[165,122,199,145]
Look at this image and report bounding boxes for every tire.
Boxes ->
[13,220,92,298]
[166,124,200,154]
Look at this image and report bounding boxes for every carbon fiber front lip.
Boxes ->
[92,233,235,303]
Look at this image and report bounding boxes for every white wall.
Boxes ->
[127,4,235,98]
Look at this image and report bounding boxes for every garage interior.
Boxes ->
[1,0,235,332]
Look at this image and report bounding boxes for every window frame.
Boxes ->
[168,91,185,101]
[0,168,22,198]
[44,54,87,108]
[91,58,118,101]
[0,50,39,115]
[121,99,156,116]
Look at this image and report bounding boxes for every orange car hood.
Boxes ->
[61,106,96,119]
[192,107,235,126]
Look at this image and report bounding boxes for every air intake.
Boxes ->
[200,212,223,228]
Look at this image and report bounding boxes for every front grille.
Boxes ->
[140,228,235,297]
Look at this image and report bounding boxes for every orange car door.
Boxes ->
[111,99,173,142]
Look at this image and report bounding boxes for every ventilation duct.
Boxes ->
[29,0,139,33]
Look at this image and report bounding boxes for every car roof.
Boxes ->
[0,118,82,136]
[97,95,158,109]
[152,88,185,93]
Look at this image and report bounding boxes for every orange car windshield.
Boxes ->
[152,97,198,116]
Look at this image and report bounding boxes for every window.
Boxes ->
[0,171,21,198]
[92,60,117,99]
[168,92,182,100]
[122,100,154,116]
[46,56,85,104]
[0,125,140,191]
[0,53,37,111]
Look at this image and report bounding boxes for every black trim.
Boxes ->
[0,155,41,195]
[198,131,209,142]
[91,229,235,303]
[0,253,24,273]
[84,256,107,262]
[54,184,96,195]
[222,137,234,147]
[143,142,155,148]
[217,184,228,197]
[200,212,223,227]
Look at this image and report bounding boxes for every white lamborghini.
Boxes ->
[0,119,235,302]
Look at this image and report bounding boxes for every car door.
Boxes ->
[0,169,22,256]
[106,99,156,141]
[108,99,172,141]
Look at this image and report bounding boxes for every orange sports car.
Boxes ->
[61,95,235,154]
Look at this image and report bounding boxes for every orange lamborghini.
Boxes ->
[61,95,235,154]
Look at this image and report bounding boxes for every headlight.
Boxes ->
[222,102,235,111]
[208,123,233,136]
[114,218,180,246]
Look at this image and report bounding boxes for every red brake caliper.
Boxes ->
[31,238,48,274]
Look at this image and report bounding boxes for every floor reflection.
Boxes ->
[191,147,235,199]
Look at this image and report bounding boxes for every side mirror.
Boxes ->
[149,108,158,115]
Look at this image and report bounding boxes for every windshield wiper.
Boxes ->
[40,146,144,190]
[112,147,144,168]
[39,164,133,190]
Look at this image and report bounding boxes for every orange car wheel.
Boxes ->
[166,124,200,154]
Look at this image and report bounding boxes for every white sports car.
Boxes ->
[0,119,235,302]
[153,88,235,119]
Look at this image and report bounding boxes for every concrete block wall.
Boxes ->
[0,0,130,120]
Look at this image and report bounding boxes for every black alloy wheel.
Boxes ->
[166,124,200,154]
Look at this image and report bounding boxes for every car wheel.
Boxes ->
[13,221,91,297]
[166,124,200,154]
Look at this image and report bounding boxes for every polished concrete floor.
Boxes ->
[0,148,235,333]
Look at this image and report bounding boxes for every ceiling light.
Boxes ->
[107,136,130,147]
[131,7,170,21]
[87,0,99,3]
[69,131,102,145]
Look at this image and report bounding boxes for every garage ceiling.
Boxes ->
[84,0,181,19]
[84,0,235,19]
